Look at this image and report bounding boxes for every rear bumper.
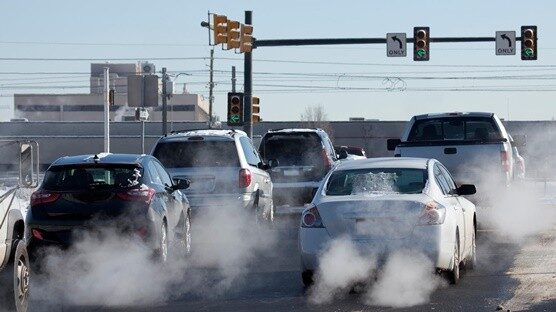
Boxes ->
[273,181,321,206]
[186,192,255,211]
[299,225,454,272]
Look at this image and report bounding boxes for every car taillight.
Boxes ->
[301,205,324,228]
[31,229,44,240]
[30,191,60,206]
[500,151,511,173]
[418,201,446,225]
[322,149,332,171]
[117,187,155,204]
[239,168,252,188]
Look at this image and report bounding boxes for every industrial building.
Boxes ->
[14,63,210,122]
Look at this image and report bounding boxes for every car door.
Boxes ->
[240,136,272,209]
[152,160,181,229]
[437,163,468,256]
[146,161,173,225]
[433,163,466,254]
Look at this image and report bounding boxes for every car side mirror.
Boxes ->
[338,150,349,160]
[387,139,401,151]
[457,184,476,196]
[512,134,527,147]
[258,162,271,170]
[173,178,191,190]
[268,159,279,169]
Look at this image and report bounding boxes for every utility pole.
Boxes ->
[103,67,110,153]
[231,66,236,92]
[243,10,253,138]
[161,67,168,135]
[208,48,215,126]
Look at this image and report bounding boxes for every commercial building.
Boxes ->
[14,63,210,122]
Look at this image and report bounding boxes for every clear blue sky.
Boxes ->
[1,0,555,121]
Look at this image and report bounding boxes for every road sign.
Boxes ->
[386,33,406,57]
[495,31,516,55]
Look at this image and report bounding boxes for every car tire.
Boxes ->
[302,270,314,288]
[447,235,461,285]
[465,228,477,270]
[156,222,168,264]
[13,240,30,312]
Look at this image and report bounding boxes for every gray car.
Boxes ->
[152,129,274,222]
[258,128,338,213]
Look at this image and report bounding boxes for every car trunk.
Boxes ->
[317,195,429,240]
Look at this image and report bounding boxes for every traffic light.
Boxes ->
[240,24,253,53]
[226,20,241,50]
[108,89,115,105]
[251,96,260,123]
[213,14,227,45]
[227,92,244,126]
[413,27,430,61]
[521,26,537,60]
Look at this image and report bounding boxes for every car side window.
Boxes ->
[240,136,261,167]
[153,161,173,186]
[147,162,163,185]
[438,164,457,194]
[433,164,450,195]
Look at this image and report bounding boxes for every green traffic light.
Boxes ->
[417,49,427,57]
[524,48,534,57]
[230,114,240,123]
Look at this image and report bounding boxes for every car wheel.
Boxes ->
[14,240,30,312]
[157,222,168,264]
[466,228,477,270]
[447,235,460,285]
[302,270,314,288]
[183,213,192,256]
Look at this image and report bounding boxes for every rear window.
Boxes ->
[42,165,142,191]
[260,133,323,166]
[153,141,239,168]
[408,117,503,142]
[326,168,427,196]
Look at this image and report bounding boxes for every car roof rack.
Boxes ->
[166,128,236,137]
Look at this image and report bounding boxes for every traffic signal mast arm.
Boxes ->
[254,36,512,47]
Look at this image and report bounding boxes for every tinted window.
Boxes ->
[408,117,502,142]
[42,165,142,191]
[326,168,427,196]
[434,164,450,194]
[153,141,240,168]
[260,132,323,166]
[147,163,163,185]
[438,164,457,193]
[240,136,261,166]
[153,161,173,186]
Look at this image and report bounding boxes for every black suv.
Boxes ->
[26,153,192,264]
[259,128,337,211]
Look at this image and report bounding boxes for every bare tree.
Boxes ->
[300,104,328,122]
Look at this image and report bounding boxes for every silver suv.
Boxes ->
[151,129,273,221]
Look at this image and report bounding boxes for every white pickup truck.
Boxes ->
[0,140,38,312]
[387,112,522,201]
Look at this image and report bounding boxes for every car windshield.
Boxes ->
[153,140,240,168]
[260,133,323,166]
[408,117,503,142]
[326,168,427,196]
[42,165,142,191]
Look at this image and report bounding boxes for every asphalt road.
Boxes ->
[23,216,552,312]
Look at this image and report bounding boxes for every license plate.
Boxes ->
[283,169,300,176]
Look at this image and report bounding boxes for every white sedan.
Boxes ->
[299,157,477,286]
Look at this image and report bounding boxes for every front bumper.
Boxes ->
[299,225,455,272]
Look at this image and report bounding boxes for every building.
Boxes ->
[14,63,210,122]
